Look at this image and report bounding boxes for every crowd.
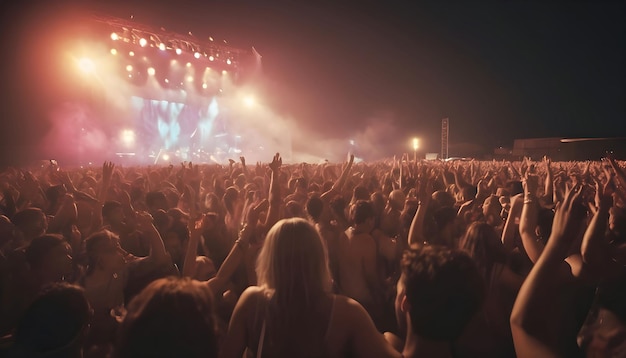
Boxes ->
[0,153,625,357]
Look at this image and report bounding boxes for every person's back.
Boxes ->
[222,218,400,358]
[336,201,384,328]
[237,286,398,358]
[337,228,377,305]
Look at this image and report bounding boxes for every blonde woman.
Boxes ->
[221,218,400,358]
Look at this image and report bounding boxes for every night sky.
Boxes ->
[1,0,624,165]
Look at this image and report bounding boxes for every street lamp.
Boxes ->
[412,138,419,162]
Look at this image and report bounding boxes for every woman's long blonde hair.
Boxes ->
[256,218,333,310]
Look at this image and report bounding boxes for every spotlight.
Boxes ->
[159,43,166,51]
[139,38,147,47]
[243,95,256,107]
[208,56,214,61]
[194,52,201,59]
[147,67,155,76]
[226,59,232,65]
[222,70,227,75]
[128,74,132,78]
[111,33,119,41]
[110,49,117,55]
[126,65,133,72]
[129,51,135,57]
[187,76,193,82]
[202,83,207,89]
[77,58,95,73]
[162,154,170,161]
[209,36,214,42]
[164,78,169,83]
[186,62,192,68]
[120,129,135,146]
[175,48,182,55]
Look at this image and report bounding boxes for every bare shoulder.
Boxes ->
[332,295,370,321]
[235,286,266,311]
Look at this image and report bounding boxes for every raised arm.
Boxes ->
[263,153,282,231]
[320,153,354,202]
[501,193,523,252]
[207,200,266,295]
[181,185,201,277]
[98,161,115,203]
[542,156,554,207]
[581,176,616,275]
[407,176,433,246]
[240,156,249,180]
[136,211,169,263]
[519,175,544,263]
[510,183,589,357]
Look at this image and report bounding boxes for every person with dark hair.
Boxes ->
[431,206,458,248]
[81,212,173,354]
[222,186,242,240]
[114,276,219,358]
[337,200,385,330]
[458,222,523,356]
[0,233,74,337]
[10,208,48,250]
[391,245,484,358]
[145,191,168,215]
[102,201,146,257]
[25,234,73,288]
[8,282,91,358]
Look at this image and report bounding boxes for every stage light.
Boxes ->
[187,75,193,82]
[159,43,166,51]
[77,58,95,73]
[111,32,119,40]
[222,70,227,75]
[208,56,214,61]
[209,36,214,41]
[412,138,420,162]
[164,78,169,83]
[147,67,155,76]
[194,52,201,59]
[162,154,170,161]
[126,65,133,72]
[202,83,207,89]
[175,48,182,55]
[139,38,147,47]
[186,62,192,67]
[129,51,135,57]
[110,49,117,55]
[120,129,135,146]
[128,74,132,78]
[226,59,232,65]
[243,95,256,107]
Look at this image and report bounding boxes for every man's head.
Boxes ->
[12,208,48,242]
[388,190,406,211]
[306,196,324,223]
[14,283,91,357]
[351,200,375,229]
[145,191,168,213]
[85,230,126,274]
[25,234,73,283]
[396,245,484,341]
[102,201,124,226]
